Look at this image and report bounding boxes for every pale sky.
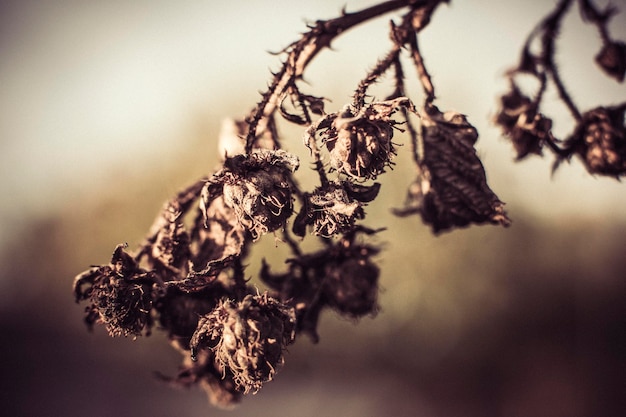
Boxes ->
[1,0,626,247]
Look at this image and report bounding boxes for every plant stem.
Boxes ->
[245,0,432,153]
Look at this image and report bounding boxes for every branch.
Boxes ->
[245,0,433,152]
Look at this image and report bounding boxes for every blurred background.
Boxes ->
[1,0,625,416]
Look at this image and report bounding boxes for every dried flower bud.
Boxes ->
[327,114,394,179]
[293,181,380,237]
[306,98,413,180]
[190,293,296,394]
[564,105,626,177]
[73,244,157,338]
[262,230,381,341]
[495,84,552,159]
[155,284,230,350]
[595,41,626,83]
[322,248,380,318]
[202,149,299,239]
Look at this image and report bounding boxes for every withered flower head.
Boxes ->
[565,105,626,177]
[307,98,412,180]
[292,181,380,237]
[190,293,296,394]
[322,244,380,318]
[262,230,381,340]
[495,84,552,160]
[595,41,626,83]
[73,244,157,338]
[202,149,299,239]
[155,284,230,350]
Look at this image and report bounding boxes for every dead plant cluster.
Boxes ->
[73,0,625,408]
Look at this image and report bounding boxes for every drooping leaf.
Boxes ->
[395,106,511,233]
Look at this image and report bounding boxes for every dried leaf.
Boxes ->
[398,106,511,233]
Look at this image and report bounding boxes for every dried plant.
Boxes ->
[72,0,625,409]
[494,0,626,176]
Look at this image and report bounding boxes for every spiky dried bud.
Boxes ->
[306,98,412,180]
[595,41,626,83]
[495,84,552,159]
[73,244,157,338]
[327,115,394,179]
[190,293,296,394]
[292,181,380,237]
[565,105,626,177]
[202,150,299,239]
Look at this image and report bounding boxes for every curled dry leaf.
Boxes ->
[395,106,511,233]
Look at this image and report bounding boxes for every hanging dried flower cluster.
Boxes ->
[72,0,624,409]
[494,0,626,177]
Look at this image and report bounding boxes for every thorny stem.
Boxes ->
[537,0,583,121]
[281,228,303,257]
[244,0,435,153]
[232,257,247,298]
[408,35,436,104]
[388,55,422,165]
[304,123,331,187]
[405,2,438,104]
[354,46,403,110]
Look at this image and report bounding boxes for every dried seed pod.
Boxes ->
[564,105,626,177]
[595,41,626,83]
[73,244,157,338]
[190,293,296,394]
[495,84,552,160]
[202,149,299,239]
[292,181,380,237]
